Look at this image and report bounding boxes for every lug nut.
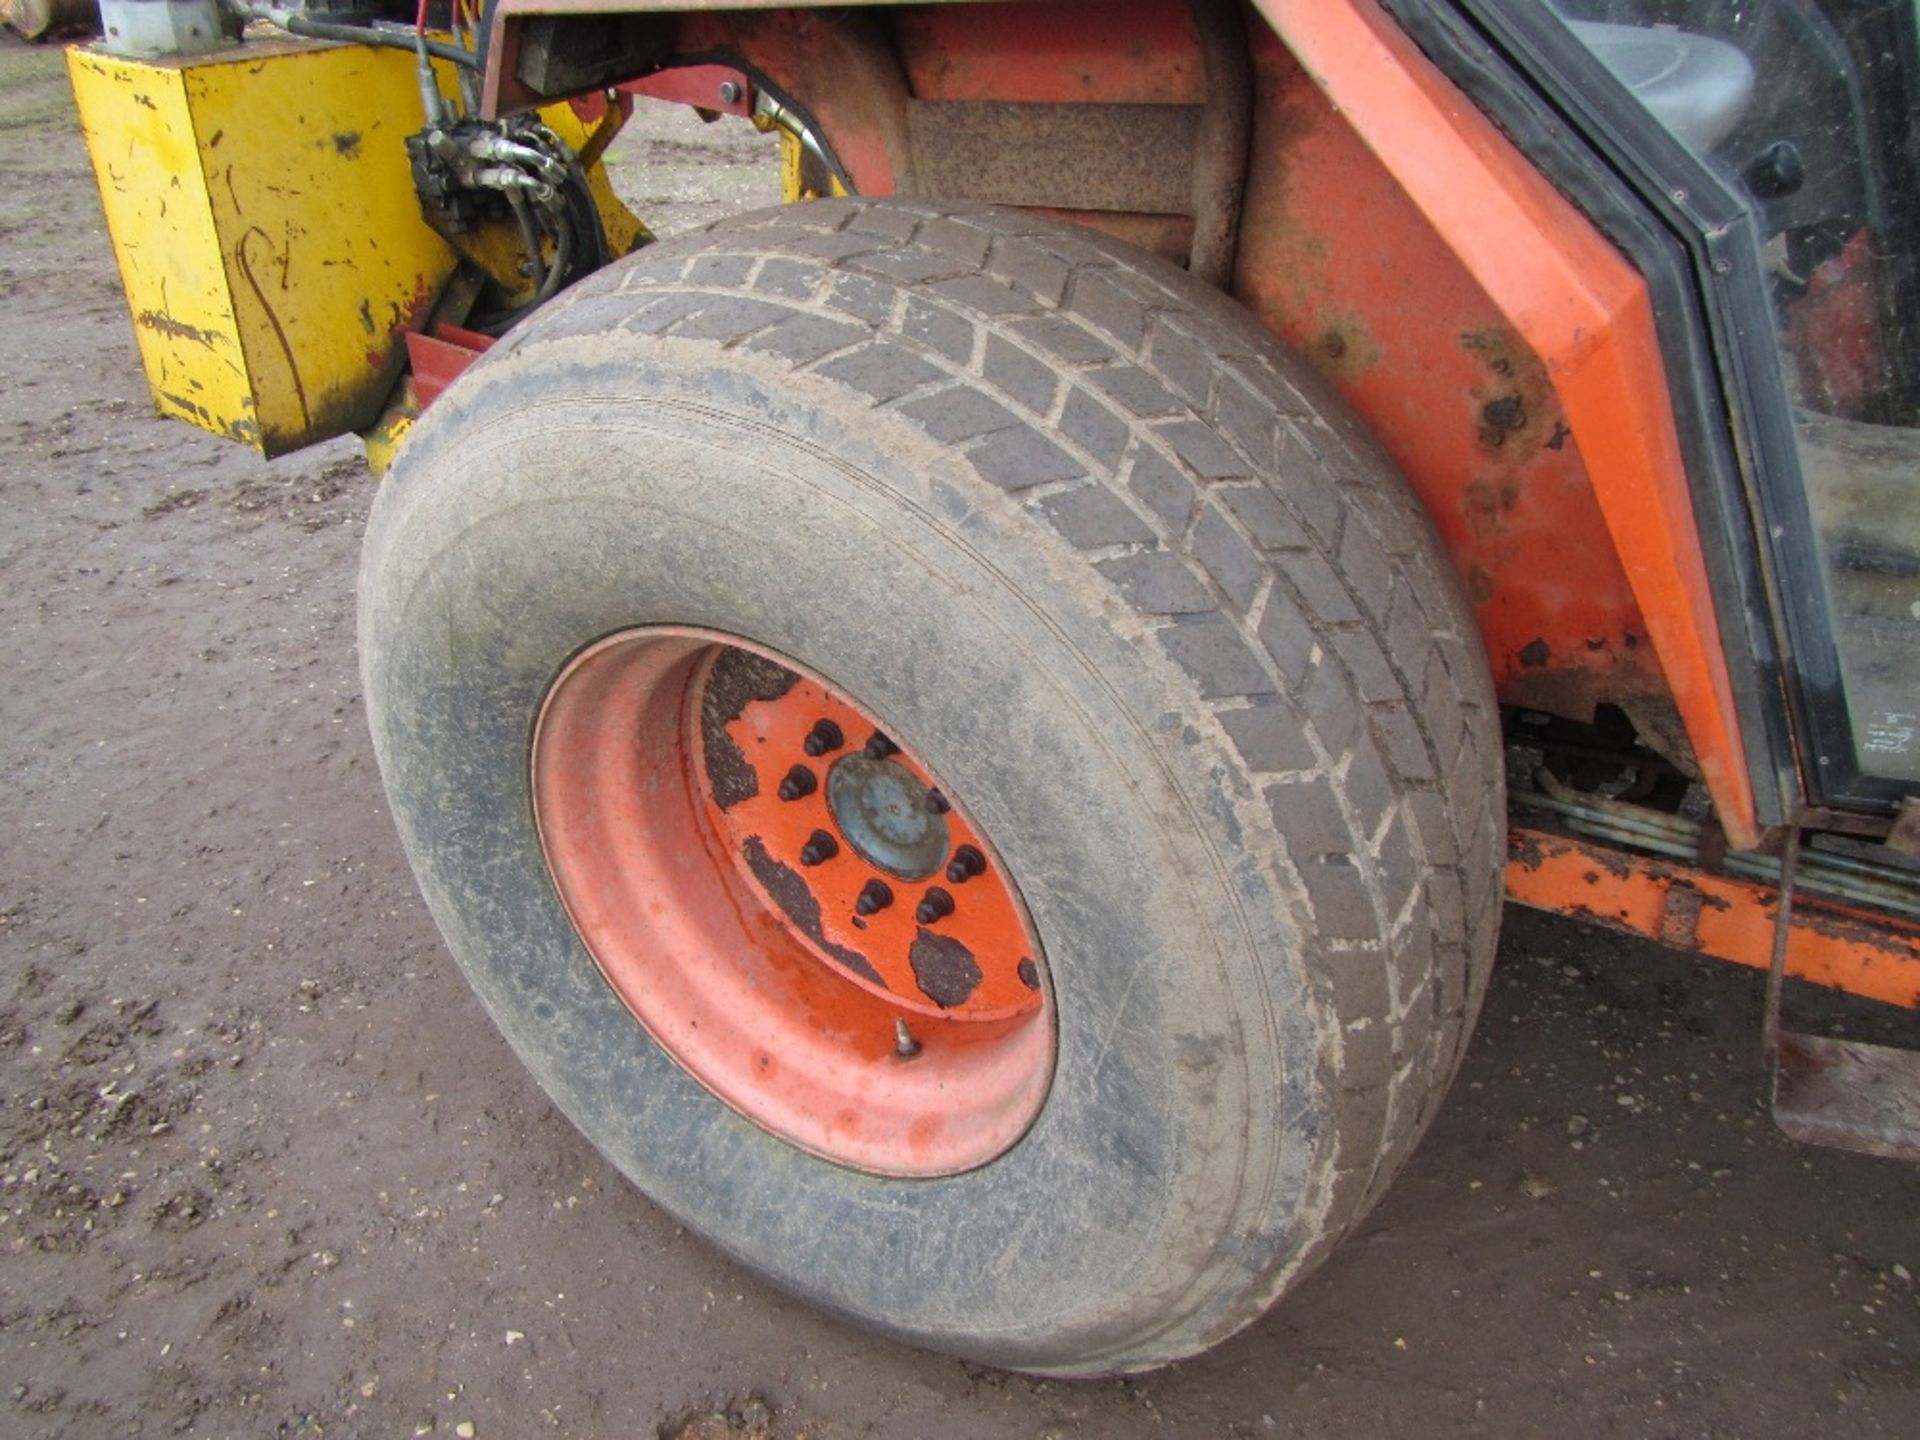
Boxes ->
[776,764,817,802]
[915,886,955,925]
[855,879,894,916]
[799,830,839,866]
[924,789,950,815]
[945,845,986,884]
[864,731,897,760]
[802,719,844,757]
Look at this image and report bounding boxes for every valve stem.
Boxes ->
[894,1017,920,1059]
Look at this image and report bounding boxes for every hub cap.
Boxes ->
[825,753,949,880]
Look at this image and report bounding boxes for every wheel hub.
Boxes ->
[530,628,1053,1177]
[695,647,1041,1021]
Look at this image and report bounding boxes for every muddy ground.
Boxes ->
[2,33,1917,1440]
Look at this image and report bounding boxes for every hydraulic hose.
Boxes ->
[237,5,481,70]
[505,189,547,299]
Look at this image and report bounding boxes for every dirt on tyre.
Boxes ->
[359,198,1504,1375]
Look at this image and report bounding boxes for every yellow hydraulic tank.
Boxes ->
[68,38,461,456]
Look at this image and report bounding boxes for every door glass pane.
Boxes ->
[1559,1,1920,785]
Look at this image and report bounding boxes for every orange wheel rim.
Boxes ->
[531,628,1054,1177]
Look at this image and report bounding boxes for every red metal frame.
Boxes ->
[402,324,496,408]
[617,63,755,116]
[1234,28,1670,751]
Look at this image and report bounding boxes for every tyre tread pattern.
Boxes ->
[497,199,1504,1355]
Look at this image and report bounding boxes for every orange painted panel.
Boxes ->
[1234,33,1662,728]
[1508,828,1920,1009]
[1257,0,1759,845]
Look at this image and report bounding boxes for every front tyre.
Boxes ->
[359,199,1503,1374]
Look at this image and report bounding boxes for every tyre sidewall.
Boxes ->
[361,340,1328,1372]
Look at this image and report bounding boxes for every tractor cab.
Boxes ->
[1554,0,1920,806]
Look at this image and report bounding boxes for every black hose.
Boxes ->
[505,189,546,298]
[561,159,610,269]
[283,16,479,70]
[535,214,573,304]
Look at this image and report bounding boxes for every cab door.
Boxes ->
[1427,0,1920,815]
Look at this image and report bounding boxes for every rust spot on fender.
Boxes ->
[1462,476,1522,543]
[1508,829,1550,869]
[1479,393,1527,449]
[1306,310,1383,382]
[1460,327,1557,458]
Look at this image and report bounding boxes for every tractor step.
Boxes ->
[1764,824,1920,1163]
[1773,1032,1920,1162]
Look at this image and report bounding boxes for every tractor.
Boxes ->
[64,0,1920,1374]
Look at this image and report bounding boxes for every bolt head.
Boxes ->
[945,845,985,883]
[717,79,743,105]
[803,719,844,758]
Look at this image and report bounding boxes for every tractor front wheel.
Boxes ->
[359,198,1503,1373]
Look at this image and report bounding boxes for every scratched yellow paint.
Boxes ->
[358,398,415,480]
[69,39,460,456]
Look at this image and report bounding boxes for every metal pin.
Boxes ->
[894,1017,920,1059]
